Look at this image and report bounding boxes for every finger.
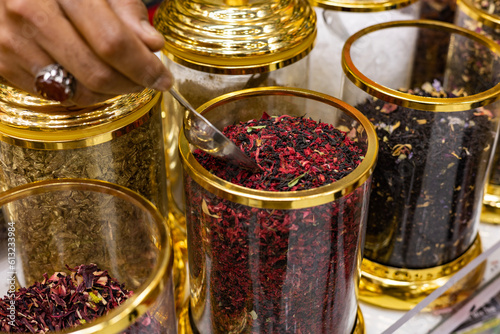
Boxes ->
[108,0,165,52]
[59,0,172,91]
[5,0,146,96]
[0,62,38,96]
[0,24,122,105]
[1,53,119,106]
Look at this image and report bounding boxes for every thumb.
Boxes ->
[108,0,165,52]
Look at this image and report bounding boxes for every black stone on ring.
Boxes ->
[34,64,76,102]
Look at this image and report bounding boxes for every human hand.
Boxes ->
[0,0,172,105]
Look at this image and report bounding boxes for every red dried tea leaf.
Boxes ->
[0,264,160,333]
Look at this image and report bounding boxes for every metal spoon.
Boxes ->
[169,87,261,172]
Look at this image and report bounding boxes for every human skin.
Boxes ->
[0,0,172,105]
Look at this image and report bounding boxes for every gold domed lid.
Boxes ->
[0,79,160,149]
[311,0,418,12]
[153,0,317,74]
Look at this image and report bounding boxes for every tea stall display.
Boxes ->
[153,0,317,310]
[179,87,378,334]
[308,0,421,99]
[0,179,176,333]
[342,20,500,310]
[455,0,500,224]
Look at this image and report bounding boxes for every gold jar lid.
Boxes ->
[153,0,317,74]
[457,0,500,31]
[310,0,418,12]
[0,81,160,149]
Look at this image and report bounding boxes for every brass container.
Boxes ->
[153,0,317,314]
[179,87,377,334]
[0,178,176,333]
[342,20,500,310]
[455,0,500,224]
[308,0,420,99]
[0,82,188,311]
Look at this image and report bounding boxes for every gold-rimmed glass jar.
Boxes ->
[153,0,317,313]
[179,87,377,334]
[308,0,421,99]
[455,0,500,224]
[0,82,183,311]
[342,20,500,310]
[0,178,176,334]
[0,82,167,215]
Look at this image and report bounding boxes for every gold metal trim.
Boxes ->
[0,178,173,334]
[160,32,317,75]
[481,203,500,224]
[359,236,485,310]
[353,307,366,334]
[178,86,378,210]
[0,92,161,150]
[342,20,500,112]
[177,300,192,334]
[154,0,317,74]
[481,185,500,224]
[178,300,365,334]
[311,0,418,12]
[457,0,500,30]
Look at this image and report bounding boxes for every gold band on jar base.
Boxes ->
[359,236,485,310]
[178,302,366,334]
[168,207,189,315]
[481,185,500,224]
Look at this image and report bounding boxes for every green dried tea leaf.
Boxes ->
[202,199,220,218]
[247,125,267,133]
[288,172,307,188]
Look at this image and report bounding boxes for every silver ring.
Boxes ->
[34,64,76,102]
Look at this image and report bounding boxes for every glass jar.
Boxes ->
[179,87,377,334]
[0,82,185,310]
[0,178,176,333]
[342,20,500,310]
[153,0,317,314]
[455,0,500,224]
[308,0,421,99]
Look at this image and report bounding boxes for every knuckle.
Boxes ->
[4,0,31,17]
[93,26,127,60]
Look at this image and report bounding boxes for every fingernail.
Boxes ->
[141,20,164,39]
[150,75,173,92]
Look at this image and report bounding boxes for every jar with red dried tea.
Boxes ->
[154,2,317,308]
[0,179,176,333]
[179,87,378,334]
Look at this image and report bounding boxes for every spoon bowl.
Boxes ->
[169,87,261,172]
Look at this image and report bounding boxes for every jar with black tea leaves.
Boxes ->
[342,20,500,310]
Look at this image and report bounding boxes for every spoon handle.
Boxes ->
[169,87,199,115]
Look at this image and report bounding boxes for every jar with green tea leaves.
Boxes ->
[0,179,176,333]
[153,0,317,314]
[179,87,377,334]
[0,81,186,310]
[455,0,500,224]
[342,20,500,310]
